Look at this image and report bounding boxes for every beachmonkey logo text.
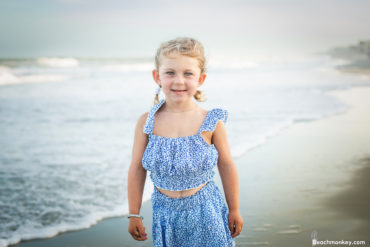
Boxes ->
[311,230,318,246]
[310,230,366,246]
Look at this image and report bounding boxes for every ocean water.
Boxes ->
[0,55,369,247]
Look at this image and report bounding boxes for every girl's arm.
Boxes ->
[127,112,149,241]
[127,112,149,215]
[213,120,244,237]
[213,120,239,211]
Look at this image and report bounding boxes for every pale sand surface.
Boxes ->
[13,86,370,247]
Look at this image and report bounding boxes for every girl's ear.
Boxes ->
[198,73,207,86]
[152,69,161,85]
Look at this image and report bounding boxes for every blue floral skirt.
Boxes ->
[151,180,235,247]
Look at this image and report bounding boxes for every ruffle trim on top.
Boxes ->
[198,108,228,134]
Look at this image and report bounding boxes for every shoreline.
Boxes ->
[9,85,370,247]
[11,200,154,247]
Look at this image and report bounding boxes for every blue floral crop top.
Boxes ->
[141,99,228,191]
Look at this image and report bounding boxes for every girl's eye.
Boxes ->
[166,71,174,75]
[185,72,193,76]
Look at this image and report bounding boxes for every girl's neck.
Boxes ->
[162,99,198,113]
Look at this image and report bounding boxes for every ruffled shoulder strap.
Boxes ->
[143,99,166,135]
[198,108,228,134]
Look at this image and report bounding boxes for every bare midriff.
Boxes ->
[156,182,209,198]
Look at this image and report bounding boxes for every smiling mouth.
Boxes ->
[171,89,187,92]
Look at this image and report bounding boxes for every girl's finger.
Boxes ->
[231,220,243,237]
[236,222,242,236]
[137,226,147,240]
[134,227,145,240]
[231,221,238,237]
[131,229,140,240]
[228,219,235,234]
[138,225,147,237]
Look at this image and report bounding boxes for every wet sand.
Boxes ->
[12,86,370,247]
[321,156,370,238]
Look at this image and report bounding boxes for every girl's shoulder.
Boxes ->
[136,111,149,133]
[138,111,150,123]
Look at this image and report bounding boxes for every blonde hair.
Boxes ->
[153,37,207,105]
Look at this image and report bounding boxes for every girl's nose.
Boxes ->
[174,74,185,84]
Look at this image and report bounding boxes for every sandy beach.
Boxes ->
[234,86,370,246]
[11,86,370,247]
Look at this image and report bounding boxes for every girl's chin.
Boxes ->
[167,95,193,102]
[167,91,189,98]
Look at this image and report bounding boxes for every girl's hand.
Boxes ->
[128,217,148,241]
[228,209,244,238]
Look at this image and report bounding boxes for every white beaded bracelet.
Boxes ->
[127,214,144,220]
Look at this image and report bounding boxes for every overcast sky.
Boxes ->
[1,0,370,58]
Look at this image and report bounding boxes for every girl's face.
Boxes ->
[152,54,206,104]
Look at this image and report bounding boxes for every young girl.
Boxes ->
[127,37,243,246]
